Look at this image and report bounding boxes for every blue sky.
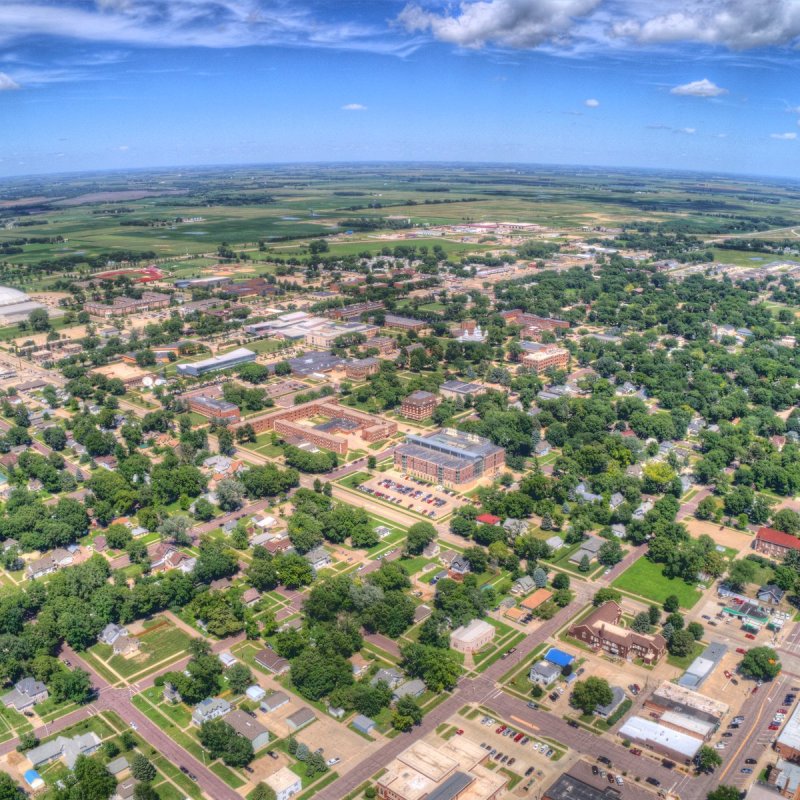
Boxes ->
[2,0,800,178]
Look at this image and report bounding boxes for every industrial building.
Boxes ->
[176,347,256,377]
[617,716,702,764]
[394,429,505,487]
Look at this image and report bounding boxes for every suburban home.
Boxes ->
[286,707,316,732]
[255,649,291,675]
[545,535,564,551]
[372,668,404,689]
[241,588,261,607]
[305,546,331,572]
[112,635,140,657]
[351,654,370,678]
[25,548,73,580]
[26,732,102,769]
[225,709,270,751]
[569,601,667,665]
[191,697,231,726]
[112,778,138,800]
[595,686,627,718]
[568,535,604,566]
[245,685,266,702]
[512,575,535,595]
[448,554,471,578]
[149,542,184,572]
[449,619,495,654]
[2,678,48,712]
[392,679,426,701]
[758,584,786,604]
[106,757,130,777]
[266,766,302,800]
[610,492,625,510]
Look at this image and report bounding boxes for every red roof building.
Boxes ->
[476,513,501,526]
[755,527,800,559]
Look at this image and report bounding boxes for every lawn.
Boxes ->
[612,558,702,609]
[666,641,705,670]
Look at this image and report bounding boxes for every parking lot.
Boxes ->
[357,473,463,519]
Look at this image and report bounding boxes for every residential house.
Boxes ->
[448,554,471,579]
[225,709,270,751]
[26,732,102,769]
[2,678,48,712]
[392,679,425,702]
[372,668,404,689]
[529,661,561,687]
[191,697,231,726]
[266,766,302,800]
[595,686,627,718]
[254,649,290,676]
[286,707,316,732]
[512,575,535,595]
[568,535,604,566]
[149,542,184,572]
[758,585,786,605]
[245,685,266,702]
[352,715,376,735]
[260,691,290,713]
[99,623,128,645]
[305,546,331,572]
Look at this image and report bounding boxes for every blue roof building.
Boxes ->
[544,647,574,668]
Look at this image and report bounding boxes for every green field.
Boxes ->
[612,558,702,608]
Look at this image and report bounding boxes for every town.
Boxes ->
[0,164,799,800]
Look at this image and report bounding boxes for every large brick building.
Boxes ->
[401,390,438,421]
[383,314,428,333]
[344,357,380,381]
[326,300,385,320]
[394,428,505,487]
[501,310,569,331]
[569,601,666,664]
[84,292,170,318]
[236,398,396,455]
[521,346,570,374]
[755,527,800,559]
[187,393,241,424]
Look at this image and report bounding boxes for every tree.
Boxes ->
[552,572,570,591]
[598,539,623,566]
[43,425,67,451]
[695,745,722,773]
[216,478,246,512]
[217,428,235,456]
[648,604,661,625]
[199,720,254,766]
[707,787,742,800]
[593,588,621,606]
[251,784,277,800]
[668,629,695,657]
[532,566,548,588]
[406,521,437,555]
[695,496,718,521]
[663,594,680,613]
[28,308,51,332]
[133,784,160,800]
[773,508,800,535]
[739,647,781,681]
[0,774,21,800]
[131,754,157,782]
[631,611,652,634]
[578,554,591,573]
[463,546,488,574]
[727,559,757,591]
[158,515,192,546]
[50,668,93,704]
[226,662,253,694]
[570,677,613,715]
[687,621,704,641]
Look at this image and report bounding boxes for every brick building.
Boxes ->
[187,394,241,424]
[326,300,385,320]
[344,357,380,380]
[521,346,570,374]
[401,390,438,421]
[383,314,428,333]
[84,292,170,318]
[569,601,666,664]
[755,527,800,559]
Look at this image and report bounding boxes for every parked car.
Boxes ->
[646,777,660,787]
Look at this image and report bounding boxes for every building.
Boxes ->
[261,691,290,713]
[595,686,627,718]
[777,704,800,762]
[191,697,231,726]
[26,732,102,769]
[25,548,73,580]
[99,623,128,645]
[2,678,48,711]
[646,681,729,727]
[364,336,397,355]
[187,394,241,423]
[238,398,396,454]
[326,300,385,320]
[352,714,376,735]
[755,527,800,559]
[501,310,569,332]
[266,766,302,800]
[677,642,728,690]
[769,757,800,797]
[113,635,140,657]
[450,619,495,654]
[520,588,553,612]
[439,380,486,401]
[521,346,570,374]
[177,347,256,377]
[305,546,331,572]
[377,738,505,800]
[618,716,702,763]
[0,287,58,325]
[254,649,290,675]
[529,661,561,687]
[394,428,505,487]
[225,709,270,751]
[568,535,605,565]
[384,314,428,332]
[568,601,666,664]
[84,292,170,318]
[304,320,378,349]
[344,357,380,380]
[401,390,438,421]
[286,707,316,732]
[543,773,623,800]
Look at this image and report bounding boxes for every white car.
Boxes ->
[130,721,138,731]
[326,757,341,766]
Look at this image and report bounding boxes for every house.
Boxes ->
[610,492,625,510]
[163,682,181,703]
[574,483,602,504]
[372,668,404,689]
[241,588,261,607]
[611,524,626,539]
[191,697,231,726]
[758,584,786,604]
[286,707,316,732]
[26,732,102,769]
[112,778,138,800]
[569,601,667,664]
[632,500,654,520]
[2,678,48,712]
[219,651,237,668]
[149,542,184,572]
[595,686,627,718]
[266,766,302,800]
[226,709,270,751]
[393,679,426,701]
[568,535,604,565]
[352,714,376,735]
[107,757,130,776]
[512,575,535,595]
[260,691,290,713]
[305,546,331,572]
[422,541,440,558]
[448,554,471,578]
[450,619,495,654]
[545,535,564,551]
[254,649,290,675]
[520,588,553,612]
[529,661,561,687]
[476,513,501,526]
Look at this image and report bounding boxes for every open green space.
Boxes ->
[612,558,702,608]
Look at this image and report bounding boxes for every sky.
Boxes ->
[2,0,800,179]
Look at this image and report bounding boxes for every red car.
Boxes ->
[514,733,524,742]
[769,724,780,731]
[456,729,464,736]
[724,671,732,679]
[496,726,506,734]
[736,648,747,655]
[630,748,642,756]
[745,633,756,640]
[752,687,759,695]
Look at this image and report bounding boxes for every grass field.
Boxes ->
[612,558,702,608]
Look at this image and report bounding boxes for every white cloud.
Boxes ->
[771,132,797,140]
[611,0,800,50]
[116,144,129,151]
[397,0,602,49]
[0,72,20,90]
[675,127,696,134]
[670,78,728,97]
[341,103,366,111]
[584,98,599,107]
